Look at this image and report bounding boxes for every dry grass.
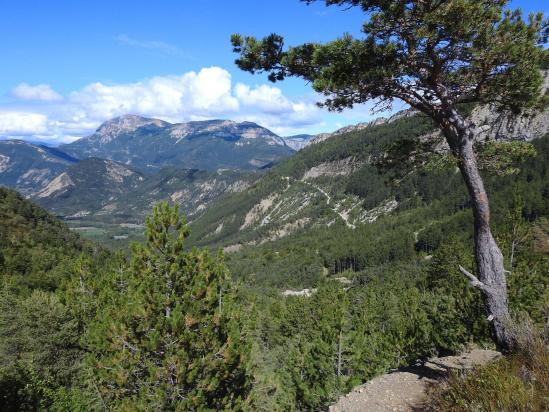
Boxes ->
[426,316,549,411]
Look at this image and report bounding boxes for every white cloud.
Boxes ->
[0,112,49,135]
[68,67,239,122]
[234,83,292,114]
[232,83,324,134]
[1,66,372,143]
[11,83,63,102]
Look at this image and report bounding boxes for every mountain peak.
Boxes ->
[95,115,170,143]
[60,116,294,171]
[167,119,283,144]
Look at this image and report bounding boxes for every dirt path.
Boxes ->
[330,349,501,412]
[302,180,357,229]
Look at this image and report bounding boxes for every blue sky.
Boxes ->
[0,0,546,144]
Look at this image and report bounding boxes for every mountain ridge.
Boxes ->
[33,158,255,224]
[60,115,294,172]
[186,102,549,251]
[0,140,79,195]
[34,157,145,217]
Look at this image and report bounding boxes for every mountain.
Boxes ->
[188,119,548,291]
[187,104,549,256]
[110,167,253,222]
[282,134,314,150]
[311,109,417,144]
[0,140,78,195]
[34,158,145,217]
[187,114,435,250]
[33,159,255,223]
[60,115,295,172]
[0,186,94,291]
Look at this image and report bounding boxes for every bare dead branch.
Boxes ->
[459,265,490,292]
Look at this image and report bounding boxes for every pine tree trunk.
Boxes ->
[450,125,512,352]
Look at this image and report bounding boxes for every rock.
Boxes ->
[302,157,361,179]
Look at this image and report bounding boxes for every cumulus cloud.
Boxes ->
[232,83,323,133]
[68,67,239,122]
[234,83,292,114]
[0,112,49,136]
[11,83,63,101]
[0,66,331,143]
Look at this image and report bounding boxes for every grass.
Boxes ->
[426,317,549,411]
[65,220,145,249]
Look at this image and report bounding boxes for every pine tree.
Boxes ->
[86,203,249,410]
[231,0,547,351]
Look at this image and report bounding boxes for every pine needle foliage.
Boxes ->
[86,203,250,411]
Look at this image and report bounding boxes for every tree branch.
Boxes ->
[459,265,491,292]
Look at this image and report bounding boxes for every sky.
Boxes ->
[0,0,546,145]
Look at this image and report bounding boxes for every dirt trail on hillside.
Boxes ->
[301,181,357,229]
[330,349,501,412]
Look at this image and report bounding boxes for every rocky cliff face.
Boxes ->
[36,172,75,198]
[94,115,170,144]
[169,120,286,145]
[420,94,549,150]
[282,134,314,150]
[471,85,549,142]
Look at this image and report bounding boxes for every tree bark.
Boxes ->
[441,111,513,352]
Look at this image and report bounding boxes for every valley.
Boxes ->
[2,102,548,411]
[2,101,548,259]
[1,2,548,409]
[0,115,304,245]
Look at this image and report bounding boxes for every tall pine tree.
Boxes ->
[86,203,249,410]
[231,0,547,351]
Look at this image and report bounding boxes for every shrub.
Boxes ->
[426,316,549,411]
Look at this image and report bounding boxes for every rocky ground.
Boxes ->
[330,349,501,412]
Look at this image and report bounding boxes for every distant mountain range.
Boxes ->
[0,140,78,195]
[0,115,304,195]
[0,115,309,221]
[35,157,252,222]
[60,115,295,172]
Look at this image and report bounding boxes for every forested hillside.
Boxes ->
[152,109,547,409]
[0,191,250,410]
[188,114,436,248]
[218,133,549,409]
[0,188,108,409]
[0,187,98,292]
[2,117,547,411]
[35,162,255,224]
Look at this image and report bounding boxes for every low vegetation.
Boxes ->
[427,318,549,411]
